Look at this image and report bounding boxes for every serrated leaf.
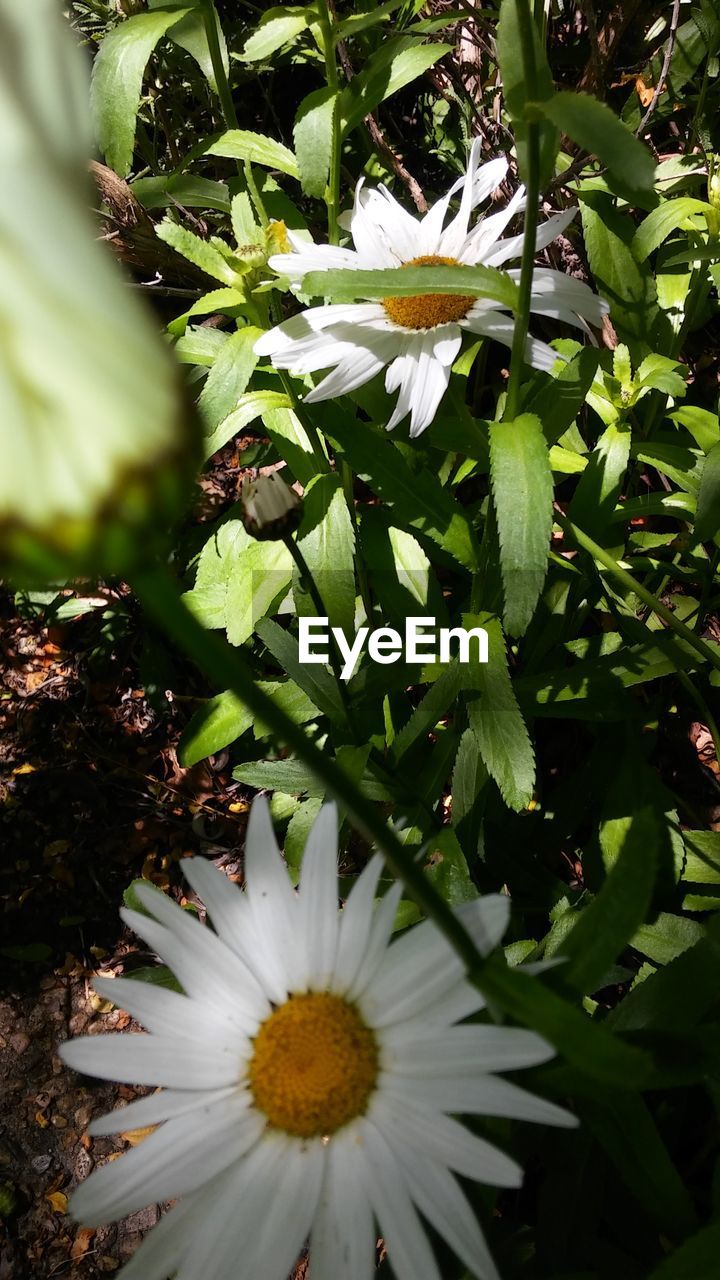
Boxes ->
[393,663,463,762]
[256,617,347,723]
[489,414,553,636]
[300,262,519,311]
[91,9,191,177]
[178,680,318,766]
[225,540,292,647]
[339,37,452,135]
[239,6,310,62]
[156,218,243,286]
[204,390,291,461]
[695,440,720,541]
[464,613,535,811]
[294,87,336,200]
[579,191,662,345]
[539,91,656,199]
[197,327,263,434]
[205,130,299,180]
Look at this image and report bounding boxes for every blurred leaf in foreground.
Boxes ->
[0,0,197,583]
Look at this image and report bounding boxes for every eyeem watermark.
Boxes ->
[299,616,489,680]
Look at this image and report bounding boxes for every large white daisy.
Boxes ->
[60,796,575,1280]
[254,138,608,437]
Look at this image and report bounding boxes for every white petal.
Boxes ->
[393,1142,501,1280]
[369,1091,522,1188]
[351,179,402,267]
[381,1071,578,1127]
[91,977,248,1053]
[71,1093,262,1225]
[359,1118,443,1280]
[310,1126,376,1280]
[408,334,454,437]
[357,185,420,262]
[461,311,562,373]
[122,896,269,1027]
[60,1032,242,1090]
[267,239,361,280]
[361,896,509,1026]
[248,1138,325,1280]
[483,206,578,268]
[347,879,404,1001]
[114,1197,195,1280]
[458,184,526,263]
[438,138,488,257]
[88,1086,237,1137]
[382,1025,554,1076]
[298,802,340,989]
[304,342,390,404]
[331,854,385,994]
[243,794,299,998]
[410,979,486,1026]
[471,155,510,206]
[255,303,388,356]
[384,330,458,437]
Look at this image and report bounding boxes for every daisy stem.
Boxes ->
[131,564,490,971]
[317,0,341,245]
[200,0,268,229]
[504,3,543,423]
[558,514,720,673]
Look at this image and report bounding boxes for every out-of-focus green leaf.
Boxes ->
[489,414,553,636]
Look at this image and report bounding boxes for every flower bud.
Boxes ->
[239,472,302,540]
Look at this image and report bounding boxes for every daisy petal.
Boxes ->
[346,879,404,1000]
[369,1092,522,1188]
[438,137,485,258]
[394,1143,501,1280]
[304,341,391,404]
[113,1197,195,1280]
[462,311,562,373]
[483,205,578,267]
[71,1094,262,1225]
[360,1118,443,1280]
[351,179,403,267]
[298,801,340,989]
[310,1125,376,1280]
[60,1032,241,1090]
[88,1086,237,1137]
[358,185,420,262]
[382,1071,578,1127]
[381,1025,555,1075]
[242,794,298,997]
[332,854,385,993]
[267,239,361,280]
[459,184,526,263]
[92,977,248,1052]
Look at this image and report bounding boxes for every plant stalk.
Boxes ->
[317,0,341,245]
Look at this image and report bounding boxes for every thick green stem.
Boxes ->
[317,1,341,245]
[504,1,543,422]
[131,563,487,969]
[200,0,268,227]
[559,515,720,673]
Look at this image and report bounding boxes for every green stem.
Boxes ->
[504,2,542,422]
[131,563,488,971]
[200,0,268,227]
[340,458,374,623]
[558,515,720,673]
[317,0,341,245]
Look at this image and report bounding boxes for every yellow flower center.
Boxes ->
[248,992,378,1138]
[383,254,475,330]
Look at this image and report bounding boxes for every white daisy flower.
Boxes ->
[254,138,608,437]
[60,796,575,1280]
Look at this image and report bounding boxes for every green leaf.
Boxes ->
[339,36,453,135]
[464,613,535,811]
[682,830,720,884]
[579,190,662,346]
[496,0,558,185]
[156,218,244,286]
[197,327,263,434]
[132,173,231,212]
[147,0,229,93]
[205,130,299,180]
[650,1224,720,1279]
[256,617,347,724]
[125,965,183,992]
[635,354,688,397]
[559,780,666,994]
[285,797,324,876]
[489,414,553,636]
[178,681,318,766]
[90,9,191,177]
[632,197,711,261]
[295,474,356,636]
[262,406,321,487]
[294,87,336,200]
[695,441,720,541]
[393,663,463,762]
[538,92,656,199]
[569,424,631,543]
[233,757,391,801]
[326,420,480,572]
[669,406,720,454]
[204,391,291,461]
[225,540,292,647]
[301,262,519,312]
[451,728,488,860]
[239,5,310,62]
[521,347,601,446]
[631,913,704,965]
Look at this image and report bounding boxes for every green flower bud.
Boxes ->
[0,0,199,583]
[240,472,302,540]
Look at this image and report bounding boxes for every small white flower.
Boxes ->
[60,797,574,1280]
[255,139,608,437]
